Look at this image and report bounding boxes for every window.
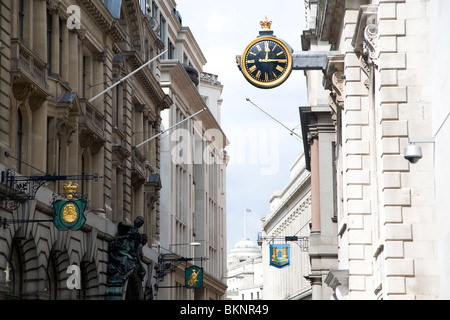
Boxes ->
[6,242,23,299]
[47,12,52,73]
[81,154,86,196]
[82,56,87,98]
[152,1,157,19]
[112,84,124,130]
[168,41,175,59]
[139,0,151,14]
[18,0,24,40]
[17,109,23,173]
[59,18,63,75]
[159,15,166,43]
[46,255,58,300]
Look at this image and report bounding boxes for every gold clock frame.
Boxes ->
[240,36,293,89]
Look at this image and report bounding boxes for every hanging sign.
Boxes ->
[270,244,290,268]
[185,266,203,289]
[53,182,87,231]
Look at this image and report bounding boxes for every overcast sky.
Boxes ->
[175,1,308,252]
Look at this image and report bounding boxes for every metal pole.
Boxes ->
[135,108,207,148]
[88,49,168,104]
[246,98,303,141]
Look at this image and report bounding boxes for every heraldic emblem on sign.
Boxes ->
[185,266,204,289]
[53,182,87,231]
[270,244,290,268]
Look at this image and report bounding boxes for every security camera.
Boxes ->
[404,143,422,164]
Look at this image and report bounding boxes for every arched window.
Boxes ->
[46,255,58,300]
[6,242,23,299]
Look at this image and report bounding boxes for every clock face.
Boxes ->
[241,36,293,89]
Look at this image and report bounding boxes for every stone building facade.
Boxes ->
[260,154,312,300]
[302,0,441,299]
[0,0,226,300]
[153,1,228,300]
[226,238,263,301]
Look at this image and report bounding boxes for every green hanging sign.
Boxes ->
[53,182,87,231]
[185,266,203,289]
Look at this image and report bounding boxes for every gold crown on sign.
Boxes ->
[63,181,79,199]
[260,16,272,30]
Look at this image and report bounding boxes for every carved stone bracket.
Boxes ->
[57,116,78,144]
[352,5,378,65]
[79,128,104,153]
[12,83,36,101]
[323,54,345,118]
[29,93,48,111]
[307,131,319,146]
[12,82,49,111]
[93,51,106,62]
[47,0,61,14]
[331,72,344,109]
[362,15,379,68]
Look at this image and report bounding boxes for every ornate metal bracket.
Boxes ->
[0,169,102,210]
[156,254,208,282]
[259,235,309,252]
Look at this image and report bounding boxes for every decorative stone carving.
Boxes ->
[324,54,345,117]
[330,71,344,112]
[56,117,77,144]
[362,15,378,68]
[12,83,36,101]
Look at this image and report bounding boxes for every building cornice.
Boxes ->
[160,60,229,148]
[316,0,345,49]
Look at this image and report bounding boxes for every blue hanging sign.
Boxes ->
[270,244,290,268]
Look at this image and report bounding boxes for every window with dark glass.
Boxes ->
[18,0,24,40]
[6,242,23,299]
[17,109,23,173]
[46,255,58,300]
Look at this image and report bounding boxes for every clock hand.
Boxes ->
[264,47,269,61]
[258,59,288,63]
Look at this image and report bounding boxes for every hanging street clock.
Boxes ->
[236,17,293,89]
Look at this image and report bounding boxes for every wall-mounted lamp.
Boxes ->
[404,137,435,164]
[169,242,202,251]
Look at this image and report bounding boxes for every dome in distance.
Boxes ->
[232,238,260,250]
[228,238,261,264]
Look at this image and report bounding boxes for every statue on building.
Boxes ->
[106,216,148,299]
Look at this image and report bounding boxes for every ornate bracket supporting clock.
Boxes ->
[236,17,340,89]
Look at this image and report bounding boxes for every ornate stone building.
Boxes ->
[158,13,229,298]
[302,0,442,299]
[226,238,263,300]
[0,0,219,300]
[260,154,312,300]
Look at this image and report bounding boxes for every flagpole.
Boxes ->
[88,49,168,104]
[135,107,207,148]
[246,98,303,141]
[244,208,247,239]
